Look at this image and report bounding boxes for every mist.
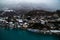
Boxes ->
[0,0,60,11]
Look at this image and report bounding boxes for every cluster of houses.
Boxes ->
[0,9,29,29]
[0,9,60,31]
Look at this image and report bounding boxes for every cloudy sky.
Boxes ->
[0,0,60,10]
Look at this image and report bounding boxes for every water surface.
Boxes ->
[0,28,60,40]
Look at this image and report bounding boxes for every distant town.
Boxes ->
[0,9,60,35]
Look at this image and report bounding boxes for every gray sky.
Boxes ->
[0,0,60,10]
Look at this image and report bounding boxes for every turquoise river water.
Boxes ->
[0,28,60,40]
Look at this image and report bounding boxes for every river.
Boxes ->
[0,27,60,40]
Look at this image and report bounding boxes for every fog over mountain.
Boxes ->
[0,0,60,11]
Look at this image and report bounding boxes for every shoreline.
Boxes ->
[27,28,60,34]
[0,26,60,35]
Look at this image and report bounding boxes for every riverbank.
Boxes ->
[0,26,60,35]
[27,28,60,35]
